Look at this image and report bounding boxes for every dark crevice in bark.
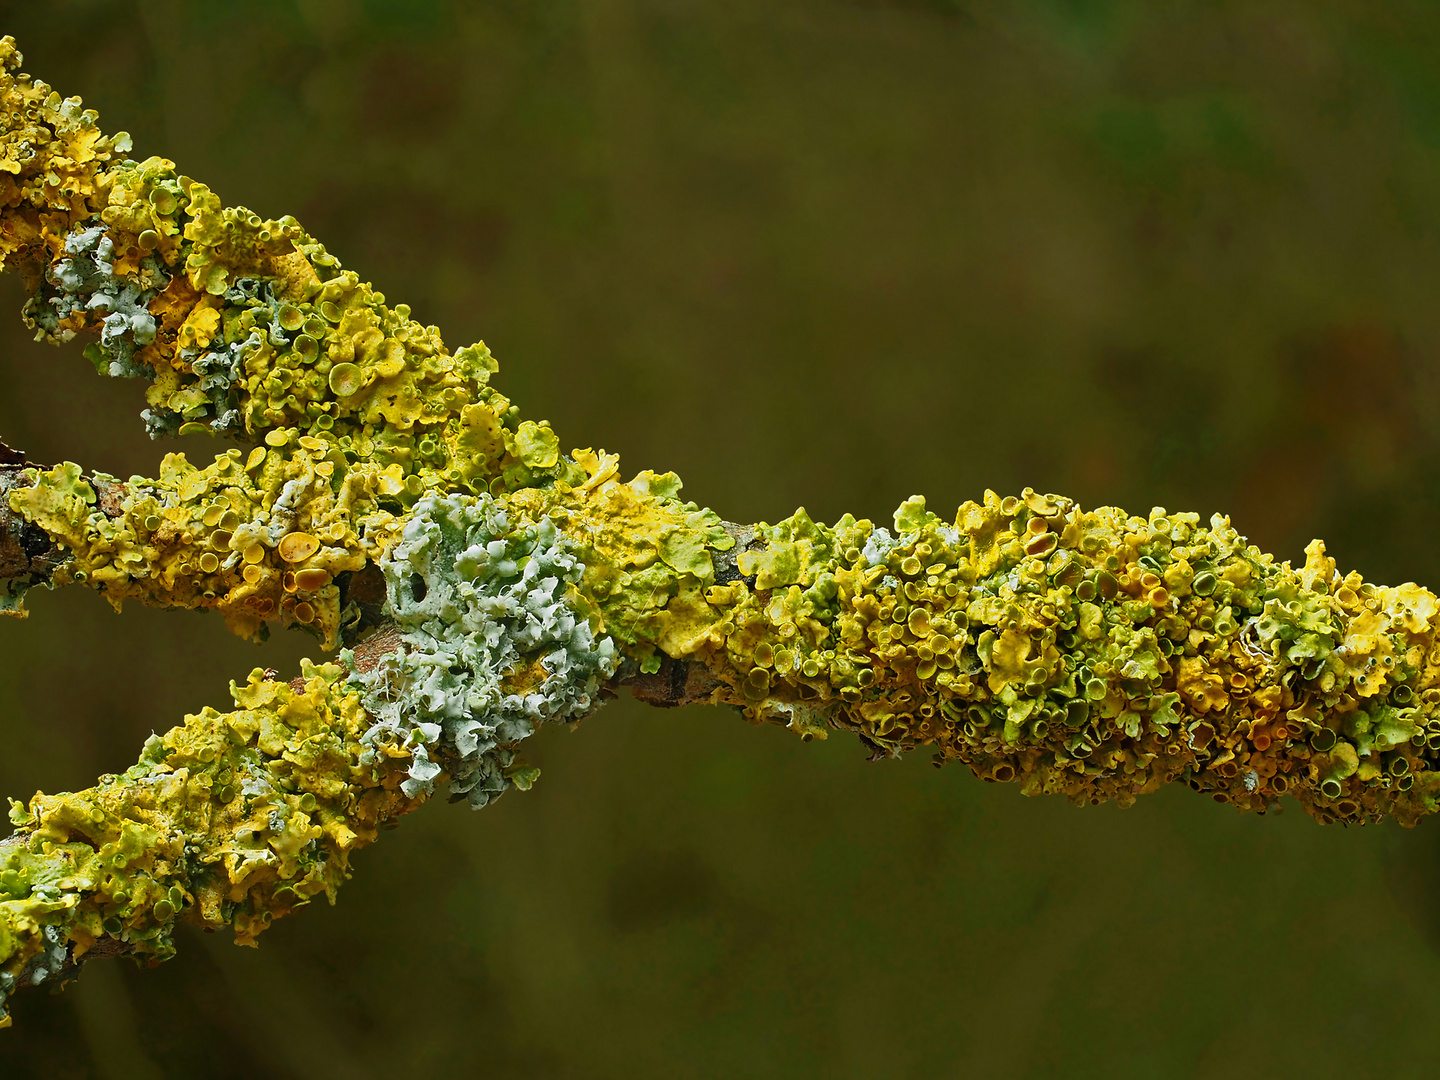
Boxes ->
[0,438,67,592]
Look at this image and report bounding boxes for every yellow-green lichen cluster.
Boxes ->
[0,36,580,641]
[0,36,131,287]
[11,446,388,644]
[636,489,1440,826]
[428,465,1440,827]
[504,457,737,665]
[0,662,420,1025]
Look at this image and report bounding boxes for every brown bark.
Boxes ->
[0,439,67,592]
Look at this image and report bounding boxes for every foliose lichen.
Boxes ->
[23,222,165,378]
[349,492,618,806]
[650,490,1440,827]
[0,663,419,1025]
[0,35,576,642]
[5,29,1440,1026]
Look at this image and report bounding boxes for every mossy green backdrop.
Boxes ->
[4,1,1440,1076]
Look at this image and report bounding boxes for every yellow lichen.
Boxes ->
[0,663,419,1024]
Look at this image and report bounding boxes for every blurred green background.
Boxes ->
[3,1,1440,1076]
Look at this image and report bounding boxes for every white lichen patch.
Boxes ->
[349,493,619,806]
[861,526,897,568]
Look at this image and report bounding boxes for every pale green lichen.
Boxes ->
[349,492,618,806]
[25,222,165,378]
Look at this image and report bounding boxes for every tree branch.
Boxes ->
[4,29,1440,1027]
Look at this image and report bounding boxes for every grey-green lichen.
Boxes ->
[350,492,618,806]
[26,222,165,379]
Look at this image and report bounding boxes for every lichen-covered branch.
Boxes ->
[0,658,422,1014]
[3,33,1440,1025]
